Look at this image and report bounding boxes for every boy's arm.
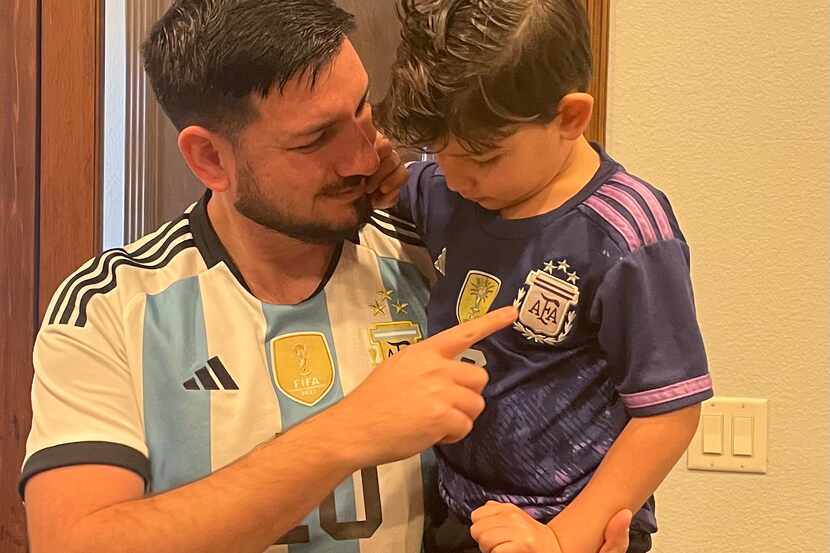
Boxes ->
[550,237,711,553]
[372,141,448,244]
[548,404,701,553]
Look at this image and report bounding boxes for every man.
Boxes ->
[22,2,633,552]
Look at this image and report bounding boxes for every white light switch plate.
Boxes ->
[687,397,768,474]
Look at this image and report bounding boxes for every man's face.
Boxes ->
[230,39,379,243]
[434,122,570,216]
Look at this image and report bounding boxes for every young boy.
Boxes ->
[375,1,713,552]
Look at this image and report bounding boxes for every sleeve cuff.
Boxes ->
[621,374,714,417]
[19,441,150,499]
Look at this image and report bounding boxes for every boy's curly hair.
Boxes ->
[377,0,592,154]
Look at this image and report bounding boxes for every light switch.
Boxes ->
[733,416,754,456]
[687,396,768,474]
[701,414,723,454]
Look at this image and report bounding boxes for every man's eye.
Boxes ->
[295,132,328,152]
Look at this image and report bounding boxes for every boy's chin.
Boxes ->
[473,197,507,212]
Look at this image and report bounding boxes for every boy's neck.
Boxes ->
[500,136,601,220]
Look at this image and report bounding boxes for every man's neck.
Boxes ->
[207,194,338,305]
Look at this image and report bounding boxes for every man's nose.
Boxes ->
[336,113,380,177]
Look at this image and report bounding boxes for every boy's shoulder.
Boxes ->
[404,159,450,198]
[576,157,687,258]
[396,159,462,241]
[400,154,688,260]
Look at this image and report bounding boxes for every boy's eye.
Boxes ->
[472,155,501,167]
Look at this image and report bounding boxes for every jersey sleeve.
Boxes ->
[20,282,149,497]
[393,161,436,230]
[392,161,462,260]
[591,238,713,417]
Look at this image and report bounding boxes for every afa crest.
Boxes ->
[513,259,580,345]
[368,321,422,366]
[270,332,335,407]
[456,270,502,323]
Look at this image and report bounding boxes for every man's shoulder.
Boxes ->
[42,213,207,329]
[357,213,437,285]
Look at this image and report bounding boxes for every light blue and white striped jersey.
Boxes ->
[22,192,436,553]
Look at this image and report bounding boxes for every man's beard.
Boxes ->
[234,165,372,244]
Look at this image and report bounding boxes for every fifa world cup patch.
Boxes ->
[456,270,502,323]
[513,259,580,345]
[270,332,335,406]
[368,321,423,366]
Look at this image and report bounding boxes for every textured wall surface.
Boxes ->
[605,2,829,552]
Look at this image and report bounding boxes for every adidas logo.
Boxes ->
[183,356,239,391]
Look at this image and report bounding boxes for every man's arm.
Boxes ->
[548,404,701,553]
[26,415,356,553]
[25,307,518,553]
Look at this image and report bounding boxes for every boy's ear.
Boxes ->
[178,126,236,194]
[555,93,595,140]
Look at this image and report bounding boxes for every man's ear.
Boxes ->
[178,126,236,193]
[555,93,595,140]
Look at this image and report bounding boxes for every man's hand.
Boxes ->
[471,501,562,553]
[470,501,633,553]
[366,130,407,209]
[329,306,518,468]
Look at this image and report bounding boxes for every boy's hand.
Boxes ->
[598,509,633,553]
[471,502,634,553]
[367,131,407,209]
[471,501,562,553]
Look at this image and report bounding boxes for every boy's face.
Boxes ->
[434,121,572,218]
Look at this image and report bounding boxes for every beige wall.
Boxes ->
[605,1,829,551]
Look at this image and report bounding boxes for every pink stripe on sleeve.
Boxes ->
[597,185,658,245]
[621,374,713,409]
[584,196,643,252]
[610,172,674,241]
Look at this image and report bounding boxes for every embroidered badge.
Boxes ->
[368,321,423,366]
[270,332,335,406]
[456,270,502,323]
[513,259,580,345]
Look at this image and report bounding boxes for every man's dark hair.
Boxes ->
[142,0,355,136]
[377,0,592,154]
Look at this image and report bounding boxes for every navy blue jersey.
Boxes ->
[394,145,712,533]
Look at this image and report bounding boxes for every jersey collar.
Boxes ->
[188,191,343,302]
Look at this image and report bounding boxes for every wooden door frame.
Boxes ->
[39,0,104,316]
[586,0,610,146]
[1,2,40,551]
[1,2,103,551]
